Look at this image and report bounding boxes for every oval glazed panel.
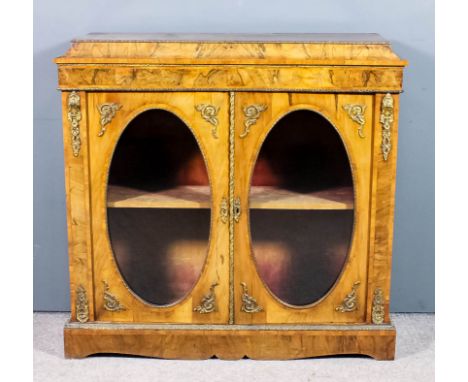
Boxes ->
[249,110,354,306]
[107,109,211,306]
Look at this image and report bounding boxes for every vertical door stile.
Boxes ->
[228,91,235,324]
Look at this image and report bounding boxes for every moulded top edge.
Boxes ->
[71,33,390,45]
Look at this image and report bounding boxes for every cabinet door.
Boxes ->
[88,92,229,323]
[233,92,372,324]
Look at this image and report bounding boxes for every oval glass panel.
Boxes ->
[107,109,211,306]
[249,110,354,306]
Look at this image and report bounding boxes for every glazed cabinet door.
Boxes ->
[88,92,229,323]
[233,92,373,324]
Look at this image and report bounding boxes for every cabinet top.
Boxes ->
[56,33,406,66]
[71,33,388,44]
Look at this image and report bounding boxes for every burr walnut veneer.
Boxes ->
[56,33,406,360]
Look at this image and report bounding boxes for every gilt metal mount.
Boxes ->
[194,283,219,314]
[380,93,394,161]
[372,287,385,324]
[220,197,228,224]
[102,281,125,312]
[240,282,263,313]
[67,91,82,157]
[97,103,122,137]
[240,104,267,138]
[195,104,219,139]
[75,285,89,323]
[233,197,241,223]
[343,104,366,138]
[335,281,360,313]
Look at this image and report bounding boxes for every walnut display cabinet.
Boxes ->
[55,33,406,360]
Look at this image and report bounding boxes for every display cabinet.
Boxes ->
[55,33,406,360]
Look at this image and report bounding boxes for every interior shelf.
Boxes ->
[249,186,353,210]
[107,185,211,209]
[107,185,353,210]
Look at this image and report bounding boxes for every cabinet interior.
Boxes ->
[107,109,211,306]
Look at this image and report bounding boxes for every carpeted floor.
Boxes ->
[34,313,434,382]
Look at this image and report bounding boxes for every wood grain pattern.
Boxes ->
[365,93,400,323]
[57,65,403,93]
[64,323,396,360]
[55,36,405,92]
[56,36,406,66]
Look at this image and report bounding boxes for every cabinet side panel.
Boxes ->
[61,91,95,321]
[366,94,400,323]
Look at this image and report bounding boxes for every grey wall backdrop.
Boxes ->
[34,0,434,312]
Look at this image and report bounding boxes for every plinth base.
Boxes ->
[64,321,396,360]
